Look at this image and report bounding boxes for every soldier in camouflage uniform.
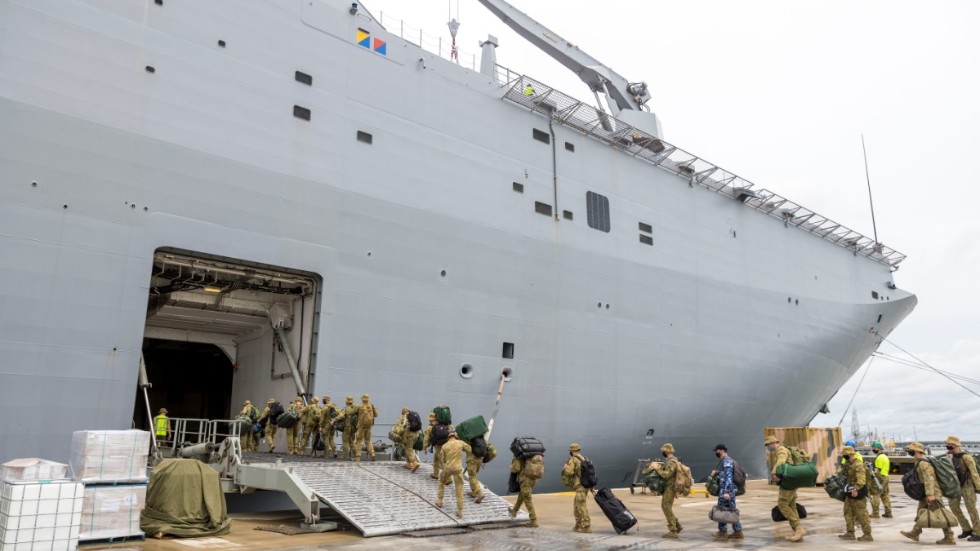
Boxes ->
[508,455,539,527]
[257,398,279,453]
[650,443,683,538]
[869,441,893,518]
[319,395,338,458]
[901,441,957,545]
[464,440,485,503]
[399,408,421,472]
[334,396,358,460]
[946,436,980,541]
[767,435,805,542]
[237,399,259,452]
[561,443,592,533]
[285,397,304,455]
[354,393,378,461]
[836,445,873,541]
[435,432,472,518]
[300,396,321,456]
[424,413,452,480]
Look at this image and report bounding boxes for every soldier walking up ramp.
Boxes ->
[284,460,526,537]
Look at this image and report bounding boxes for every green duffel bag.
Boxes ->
[433,405,452,425]
[776,462,818,490]
[824,473,847,502]
[706,474,745,497]
[644,471,667,494]
[455,415,488,441]
[413,433,424,451]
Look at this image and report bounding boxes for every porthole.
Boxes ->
[501,367,513,382]
[460,364,474,379]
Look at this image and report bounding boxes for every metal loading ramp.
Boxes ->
[288,460,527,537]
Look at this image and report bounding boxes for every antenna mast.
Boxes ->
[862,135,881,251]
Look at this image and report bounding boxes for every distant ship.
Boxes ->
[0,0,915,493]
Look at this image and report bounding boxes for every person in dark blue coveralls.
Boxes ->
[710,444,743,539]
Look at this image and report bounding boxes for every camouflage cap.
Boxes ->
[428,412,436,420]
[267,398,275,404]
[764,435,779,445]
[569,443,581,452]
[906,442,925,453]
[945,435,962,446]
[842,445,855,455]
[322,395,330,402]
[401,407,410,414]
[243,400,251,405]
[345,396,354,404]
[660,442,675,453]
[159,408,168,414]
[872,441,883,449]
[448,431,458,439]
[361,393,370,401]
[311,396,319,402]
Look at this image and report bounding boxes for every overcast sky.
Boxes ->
[362,1,980,441]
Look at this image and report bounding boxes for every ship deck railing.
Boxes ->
[494,65,907,269]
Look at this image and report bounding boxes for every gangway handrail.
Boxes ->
[495,68,907,268]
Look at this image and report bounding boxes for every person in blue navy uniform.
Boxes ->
[710,444,743,539]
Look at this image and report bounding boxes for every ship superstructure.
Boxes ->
[0,0,915,492]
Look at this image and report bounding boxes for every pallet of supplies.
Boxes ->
[79,484,146,542]
[2,458,69,482]
[0,479,83,551]
[70,430,150,483]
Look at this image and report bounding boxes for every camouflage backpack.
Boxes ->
[787,446,811,465]
[523,454,545,480]
[673,459,693,496]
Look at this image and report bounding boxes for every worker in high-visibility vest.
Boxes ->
[153,408,171,445]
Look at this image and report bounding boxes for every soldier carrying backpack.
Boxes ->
[561,443,592,533]
[649,443,685,538]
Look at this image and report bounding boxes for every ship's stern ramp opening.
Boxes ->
[236,460,525,536]
[140,249,320,428]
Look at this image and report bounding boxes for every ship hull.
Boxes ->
[0,0,915,492]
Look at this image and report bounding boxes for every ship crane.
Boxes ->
[476,0,663,137]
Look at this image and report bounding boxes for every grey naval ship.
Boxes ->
[0,0,915,494]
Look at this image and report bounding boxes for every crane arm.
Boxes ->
[475,0,651,115]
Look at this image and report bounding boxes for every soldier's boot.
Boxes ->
[883,511,893,518]
[434,499,443,509]
[871,513,880,519]
[430,472,440,480]
[411,462,421,473]
[938,531,957,545]
[958,530,973,539]
[527,520,539,528]
[786,527,806,542]
[579,525,591,533]
[676,522,683,533]
[712,531,728,538]
[857,534,874,542]
[455,509,463,519]
[475,493,485,504]
[507,507,517,518]
[838,532,856,540]
[728,531,744,539]
[900,530,920,542]
[662,531,679,539]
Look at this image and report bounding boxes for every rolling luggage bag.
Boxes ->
[594,487,637,534]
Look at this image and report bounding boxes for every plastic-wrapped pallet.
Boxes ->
[79,484,146,542]
[0,479,83,551]
[70,430,150,483]
[2,459,69,482]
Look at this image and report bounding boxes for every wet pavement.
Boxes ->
[88,479,943,550]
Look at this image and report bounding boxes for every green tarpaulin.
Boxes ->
[140,458,231,538]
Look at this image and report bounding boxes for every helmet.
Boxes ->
[842,445,855,455]
[345,396,354,404]
[569,443,581,452]
[764,435,779,445]
[844,440,856,447]
[159,408,168,415]
[945,435,962,447]
[660,442,675,454]
[401,407,410,414]
[872,441,883,449]
[361,393,370,401]
[906,442,926,453]
[311,396,319,403]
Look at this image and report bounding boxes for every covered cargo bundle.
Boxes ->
[70,430,150,483]
[139,459,230,538]
[510,437,545,459]
[454,416,488,441]
[80,484,146,542]
[776,462,818,490]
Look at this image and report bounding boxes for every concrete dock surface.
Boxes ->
[97,479,954,550]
